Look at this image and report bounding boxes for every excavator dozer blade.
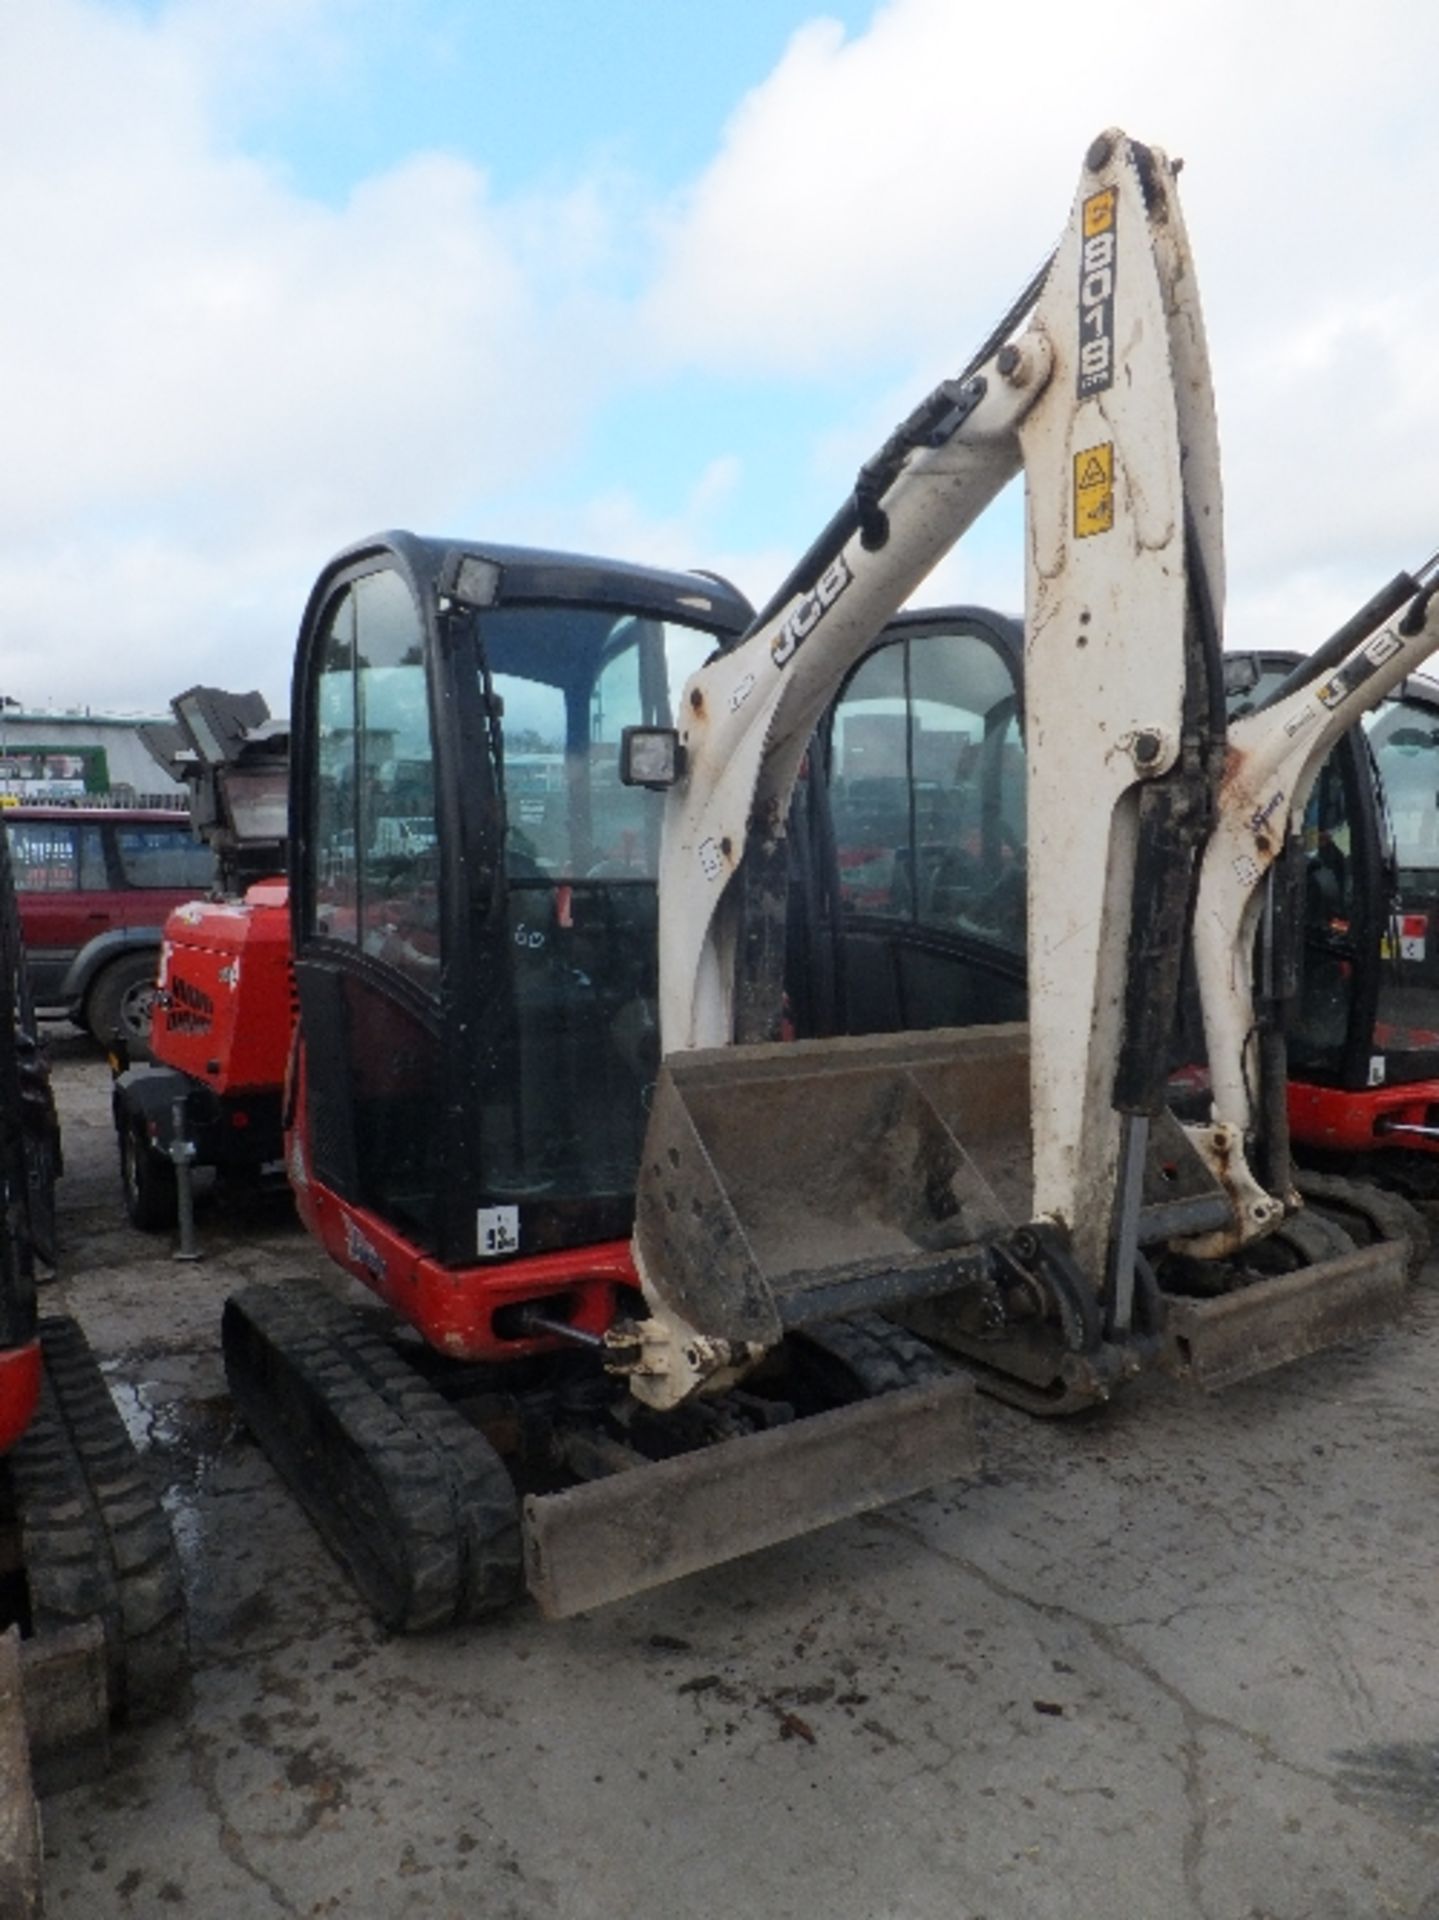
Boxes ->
[522,1372,978,1620]
[1163,1240,1408,1393]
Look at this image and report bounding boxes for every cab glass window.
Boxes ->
[1288,753,1359,1068]
[309,569,438,989]
[485,611,711,884]
[829,628,1025,953]
[1364,696,1439,1073]
[1368,701,1439,876]
[471,606,714,1202]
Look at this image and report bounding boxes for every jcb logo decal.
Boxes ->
[771,556,853,668]
[1077,187,1116,398]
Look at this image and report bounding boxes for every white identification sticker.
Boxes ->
[477,1206,520,1259]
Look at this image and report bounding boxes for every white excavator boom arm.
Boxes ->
[1185,558,1439,1248]
[655,133,1219,1226]
[627,130,1225,1398]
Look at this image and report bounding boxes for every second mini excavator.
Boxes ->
[774,564,1439,1397]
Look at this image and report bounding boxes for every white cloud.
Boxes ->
[2,0,1438,718]
[0,0,630,709]
[508,457,791,618]
[638,0,1439,643]
[642,0,1432,376]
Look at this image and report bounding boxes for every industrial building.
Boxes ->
[0,707,184,805]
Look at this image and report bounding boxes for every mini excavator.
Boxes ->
[216,130,1428,1628]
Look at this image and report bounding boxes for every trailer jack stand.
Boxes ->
[168,1097,201,1262]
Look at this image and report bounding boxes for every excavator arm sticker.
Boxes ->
[1078,187,1117,396]
[1074,442,1114,537]
[478,1205,520,1258]
[1317,626,1404,709]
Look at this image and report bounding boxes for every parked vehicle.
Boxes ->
[2,806,215,1052]
[110,690,292,1229]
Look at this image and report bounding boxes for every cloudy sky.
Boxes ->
[4,0,1437,716]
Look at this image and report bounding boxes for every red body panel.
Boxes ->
[152,881,294,1094]
[0,1340,42,1455]
[1288,1078,1439,1156]
[287,1053,635,1361]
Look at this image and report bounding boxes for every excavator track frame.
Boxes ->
[10,1316,185,1788]
[225,1284,979,1628]
[1292,1170,1431,1278]
[222,1284,525,1633]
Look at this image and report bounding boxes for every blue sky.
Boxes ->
[246,0,896,582]
[239,1,873,204]
[2,0,1437,712]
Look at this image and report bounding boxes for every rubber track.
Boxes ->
[1266,1208,1356,1266]
[223,1284,522,1633]
[792,1311,955,1398]
[1295,1170,1432,1281]
[10,1316,185,1720]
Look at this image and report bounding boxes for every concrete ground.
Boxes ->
[32,1033,1439,1920]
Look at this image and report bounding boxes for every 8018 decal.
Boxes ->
[1077,187,1117,399]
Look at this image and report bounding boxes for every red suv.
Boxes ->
[3,807,216,1051]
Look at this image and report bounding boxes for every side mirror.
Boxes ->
[620,727,686,790]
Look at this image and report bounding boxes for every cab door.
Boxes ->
[1360,685,1439,1082]
[292,554,453,1253]
[812,608,1027,1037]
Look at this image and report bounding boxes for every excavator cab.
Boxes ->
[815,632,1439,1113]
[1354,681,1439,1083]
[287,534,754,1310]
[230,534,980,1630]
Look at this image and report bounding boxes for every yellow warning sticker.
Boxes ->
[1083,187,1117,239]
[1074,442,1114,537]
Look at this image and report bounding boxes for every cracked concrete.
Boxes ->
[32,1032,1439,1919]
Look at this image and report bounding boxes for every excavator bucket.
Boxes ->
[634,1025,1031,1347]
[503,1028,1022,1620]
[632,1026,1417,1412]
